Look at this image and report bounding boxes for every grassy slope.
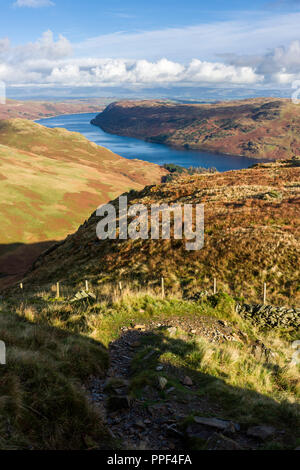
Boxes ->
[92,98,300,160]
[19,158,300,306]
[0,306,110,450]
[0,119,166,286]
[1,288,299,450]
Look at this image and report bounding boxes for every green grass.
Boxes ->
[0,118,166,286]
[1,288,299,449]
[0,306,110,450]
[128,328,300,450]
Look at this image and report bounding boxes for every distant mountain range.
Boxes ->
[0,98,111,120]
[6,85,292,103]
[92,98,300,160]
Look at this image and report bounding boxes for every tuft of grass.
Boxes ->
[129,327,300,437]
[0,308,110,450]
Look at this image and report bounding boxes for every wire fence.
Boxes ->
[8,276,296,308]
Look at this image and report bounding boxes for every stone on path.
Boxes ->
[183,376,193,386]
[206,432,244,450]
[158,377,168,390]
[247,425,276,441]
[194,416,240,432]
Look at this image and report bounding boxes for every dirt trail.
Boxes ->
[89,327,185,450]
[87,317,265,450]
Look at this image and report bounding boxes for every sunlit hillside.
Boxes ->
[0,119,166,287]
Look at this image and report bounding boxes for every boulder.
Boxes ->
[194,416,240,432]
[70,290,96,303]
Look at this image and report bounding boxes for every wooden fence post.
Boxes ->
[85,280,89,291]
[263,282,267,305]
[213,277,217,295]
[56,282,60,299]
[161,277,165,299]
[119,281,122,295]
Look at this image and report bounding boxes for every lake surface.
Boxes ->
[37,113,258,172]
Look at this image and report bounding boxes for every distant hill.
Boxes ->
[19,158,300,306]
[91,98,300,160]
[0,119,167,287]
[0,98,109,120]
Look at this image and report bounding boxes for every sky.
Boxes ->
[1,0,300,99]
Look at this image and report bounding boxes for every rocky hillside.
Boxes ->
[0,119,166,288]
[0,98,109,120]
[91,98,300,160]
[18,158,300,306]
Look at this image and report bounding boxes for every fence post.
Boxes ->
[213,277,217,295]
[85,280,89,291]
[263,282,267,305]
[161,277,165,299]
[56,282,60,299]
[119,281,122,295]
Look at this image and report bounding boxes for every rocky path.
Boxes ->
[89,327,186,450]
[87,318,282,450]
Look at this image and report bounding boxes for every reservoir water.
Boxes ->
[37,113,258,172]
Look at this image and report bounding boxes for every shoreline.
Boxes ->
[90,120,270,163]
[37,112,267,168]
[34,110,100,122]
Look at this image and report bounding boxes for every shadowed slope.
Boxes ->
[0,308,110,450]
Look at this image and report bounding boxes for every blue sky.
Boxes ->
[1,0,300,97]
[1,0,299,44]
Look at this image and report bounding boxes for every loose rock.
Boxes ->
[247,425,276,441]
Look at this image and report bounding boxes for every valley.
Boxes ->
[0,118,166,288]
[1,0,300,455]
[0,128,299,451]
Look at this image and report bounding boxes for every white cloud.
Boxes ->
[0,55,262,88]
[185,60,261,85]
[273,71,296,84]
[222,39,300,85]
[0,30,72,62]
[1,27,300,90]
[260,40,300,73]
[13,0,54,7]
[0,38,10,54]
[0,31,263,88]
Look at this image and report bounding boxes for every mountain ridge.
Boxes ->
[15,157,300,307]
[91,98,300,161]
[0,98,110,120]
